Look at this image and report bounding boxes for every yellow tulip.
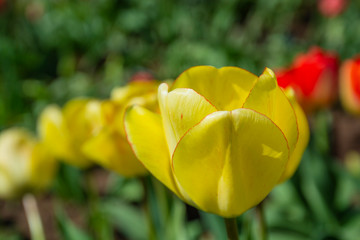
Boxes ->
[82,81,159,177]
[38,99,95,168]
[0,128,57,199]
[39,81,159,176]
[81,100,149,177]
[125,66,307,217]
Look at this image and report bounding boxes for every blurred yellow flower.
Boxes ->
[0,128,57,199]
[82,81,159,177]
[38,80,159,177]
[125,66,308,217]
[38,98,96,168]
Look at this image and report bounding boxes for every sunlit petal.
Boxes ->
[124,105,185,200]
[172,108,289,217]
[172,66,258,111]
[158,83,217,155]
[243,68,298,155]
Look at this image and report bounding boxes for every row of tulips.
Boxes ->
[0,80,159,199]
[1,45,360,238]
[1,65,310,239]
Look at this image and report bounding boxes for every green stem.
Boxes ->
[224,217,239,240]
[256,201,267,240]
[141,177,157,240]
[22,194,45,240]
[85,170,112,240]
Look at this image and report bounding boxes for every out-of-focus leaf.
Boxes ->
[52,163,86,202]
[269,232,310,240]
[55,206,92,240]
[341,214,360,240]
[200,211,227,240]
[0,231,22,240]
[101,199,147,240]
[106,174,143,202]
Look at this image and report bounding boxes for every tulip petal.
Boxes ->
[279,89,310,182]
[29,143,57,190]
[172,109,289,217]
[64,99,103,143]
[340,60,360,115]
[172,66,258,111]
[158,83,217,155]
[82,129,147,177]
[111,81,158,104]
[124,105,185,200]
[243,68,298,154]
[37,105,90,168]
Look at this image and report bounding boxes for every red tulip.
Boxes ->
[340,56,360,115]
[276,47,339,113]
[318,0,348,18]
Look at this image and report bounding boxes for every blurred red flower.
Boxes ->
[0,0,6,10]
[276,47,339,113]
[318,0,348,17]
[130,71,154,82]
[340,56,360,115]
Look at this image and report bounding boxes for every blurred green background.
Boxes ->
[1,0,360,240]
[2,0,360,130]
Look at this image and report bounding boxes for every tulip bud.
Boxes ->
[84,80,159,177]
[130,71,154,82]
[38,100,93,168]
[0,128,57,199]
[318,0,348,18]
[81,99,149,177]
[340,56,360,115]
[276,47,339,113]
[344,151,360,178]
[0,0,5,11]
[125,66,308,217]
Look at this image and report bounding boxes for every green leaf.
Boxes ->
[101,200,147,240]
[55,206,92,240]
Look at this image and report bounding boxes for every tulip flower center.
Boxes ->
[350,59,360,100]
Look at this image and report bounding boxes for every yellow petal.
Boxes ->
[82,129,147,177]
[63,98,101,144]
[63,98,89,121]
[0,128,34,198]
[29,142,57,191]
[243,68,299,154]
[111,81,158,104]
[124,105,185,200]
[172,66,258,111]
[172,109,289,217]
[278,88,310,182]
[0,128,57,198]
[158,83,217,155]
[37,105,89,167]
[113,93,159,138]
[37,105,91,168]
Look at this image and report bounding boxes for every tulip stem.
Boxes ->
[22,194,45,240]
[256,201,267,240]
[141,177,157,240]
[224,217,239,240]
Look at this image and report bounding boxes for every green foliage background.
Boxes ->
[2,0,360,130]
[1,0,360,240]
